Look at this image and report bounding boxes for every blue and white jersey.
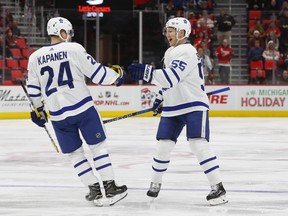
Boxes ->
[27,42,119,121]
[151,43,209,117]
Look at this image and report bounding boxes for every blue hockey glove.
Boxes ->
[111,65,125,87]
[152,91,163,116]
[30,106,48,127]
[127,64,154,83]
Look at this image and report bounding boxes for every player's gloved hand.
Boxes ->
[111,65,125,87]
[30,106,48,127]
[127,64,154,83]
[152,91,163,116]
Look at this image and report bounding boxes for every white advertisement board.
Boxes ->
[0,85,287,117]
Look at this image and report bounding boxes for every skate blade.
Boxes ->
[93,199,104,207]
[209,195,228,206]
[108,191,128,206]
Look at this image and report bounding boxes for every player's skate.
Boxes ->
[206,182,228,206]
[103,180,128,206]
[147,182,161,201]
[85,182,103,207]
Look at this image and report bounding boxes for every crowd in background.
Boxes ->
[246,0,288,84]
[135,0,288,85]
[0,5,32,85]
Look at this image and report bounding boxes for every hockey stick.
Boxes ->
[103,87,230,124]
[103,108,153,124]
[21,81,59,153]
[206,86,230,96]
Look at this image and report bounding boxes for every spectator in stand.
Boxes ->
[248,30,265,49]
[262,40,280,81]
[193,31,211,50]
[8,20,21,37]
[5,28,18,48]
[279,1,288,17]
[248,0,263,10]
[278,67,288,84]
[197,10,214,29]
[0,35,12,58]
[172,0,186,17]
[283,50,288,67]
[215,38,235,84]
[188,12,198,29]
[279,10,288,53]
[265,29,280,49]
[248,19,266,41]
[248,40,264,62]
[263,0,280,19]
[250,68,266,84]
[263,40,280,61]
[195,0,214,13]
[194,20,213,42]
[265,21,281,38]
[214,8,236,45]
[197,46,214,84]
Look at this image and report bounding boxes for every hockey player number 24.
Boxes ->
[40,61,74,96]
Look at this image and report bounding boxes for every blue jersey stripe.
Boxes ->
[27,84,41,91]
[96,163,112,171]
[152,166,167,172]
[153,157,170,164]
[29,93,41,97]
[78,167,92,177]
[162,101,209,112]
[50,96,93,116]
[93,154,109,161]
[91,64,102,81]
[200,156,217,165]
[204,165,219,174]
[98,66,107,84]
[171,68,180,83]
[161,69,173,88]
[74,159,88,168]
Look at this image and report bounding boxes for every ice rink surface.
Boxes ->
[1,117,288,216]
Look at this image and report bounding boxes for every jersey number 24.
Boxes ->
[40,61,74,96]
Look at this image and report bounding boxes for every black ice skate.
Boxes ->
[103,180,128,206]
[147,182,161,198]
[206,182,228,206]
[86,182,103,207]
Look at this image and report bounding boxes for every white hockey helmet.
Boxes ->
[165,17,191,38]
[47,17,74,38]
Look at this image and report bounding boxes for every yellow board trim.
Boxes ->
[1,110,288,119]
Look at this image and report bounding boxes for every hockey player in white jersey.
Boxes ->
[26,17,127,206]
[127,17,228,205]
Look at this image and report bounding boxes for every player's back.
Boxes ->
[28,42,94,121]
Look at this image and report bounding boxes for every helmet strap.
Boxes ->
[175,31,186,46]
[59,31,71,42]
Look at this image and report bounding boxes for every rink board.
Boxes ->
[1,85,288,119]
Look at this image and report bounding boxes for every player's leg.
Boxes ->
[186,111,228,205]
[79,107,127,205]
[52,119,103,206]
[147,116,185,198]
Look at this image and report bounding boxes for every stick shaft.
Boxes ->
[21,81,59,153]
[103,108,153,124]
[103,87,230,124]
[206,87,230,96]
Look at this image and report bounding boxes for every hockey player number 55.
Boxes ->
[171,60,187,71]
[40,61,74,96]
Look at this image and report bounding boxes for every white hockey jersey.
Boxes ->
[27,42,119,121]
[151,43,210,117]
